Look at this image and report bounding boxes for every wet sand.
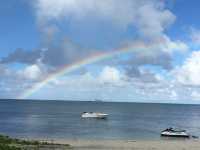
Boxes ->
[54,139,200,150]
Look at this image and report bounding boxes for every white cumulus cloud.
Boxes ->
[136,3,175,38]
[173,51,200,86]
[99,66,124,84]
[162,35,188,54]
[18,64,42,80]
[191,91,200,100]
[35,0,175,38]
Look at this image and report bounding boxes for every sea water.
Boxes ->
[0,100,200,140]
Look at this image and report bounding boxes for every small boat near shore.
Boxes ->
[81,112,108,119]
[161,128,190,138]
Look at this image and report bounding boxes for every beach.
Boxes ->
[55,139,200,150]
[2,134,200,150]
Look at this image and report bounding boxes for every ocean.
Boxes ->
[0,100,200,140]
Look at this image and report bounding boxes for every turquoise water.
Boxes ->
[0,100,200,140]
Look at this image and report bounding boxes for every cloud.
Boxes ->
[31,0,182,72]
[138,68,163,83]
[0,59,197,102]
[99,66,125,84]
[42,38,94,67]
[190,28,200,45]
[1,0,195,102]
[35,0,136,28]
[125,50,173,71]
[161,35,188,54]
[47,66,126,88]
[40,25,59,46]
[172,51,200,86]
[170,90,177,99]
[0,64,10,77]
[120,35,188,79]
[0,64,32,98]
[0,49,42,64]
[0,39,94,68]
[135,3,175,38]
[17,64,42,80]
[35,0,175,39]
[191,91,200,100]
[9,0,180,71]
[26,66,181,102]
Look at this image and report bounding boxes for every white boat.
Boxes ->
[81,112,108,119]
[161,128,190,138]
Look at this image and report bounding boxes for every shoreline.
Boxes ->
[2,134,200,150]
[51,138,200,150]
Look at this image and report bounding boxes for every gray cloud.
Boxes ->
[42,38,94,67]
[122,50,172,79]
[0,49,42,64]
[132,51,172,70]
[0,38,94,68]
[0,64,30,98]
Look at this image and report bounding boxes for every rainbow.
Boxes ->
[19,42,151,99]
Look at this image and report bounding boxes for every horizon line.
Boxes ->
[0,98,200,105]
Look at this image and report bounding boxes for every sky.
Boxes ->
[1,0,200,104]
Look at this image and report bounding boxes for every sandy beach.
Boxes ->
[54,139,200,150]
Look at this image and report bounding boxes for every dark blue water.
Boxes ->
[0,100,200,140]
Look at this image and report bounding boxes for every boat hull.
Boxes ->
[161,134,190,138]
[81,113,108,119]
[161,131,190,138]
